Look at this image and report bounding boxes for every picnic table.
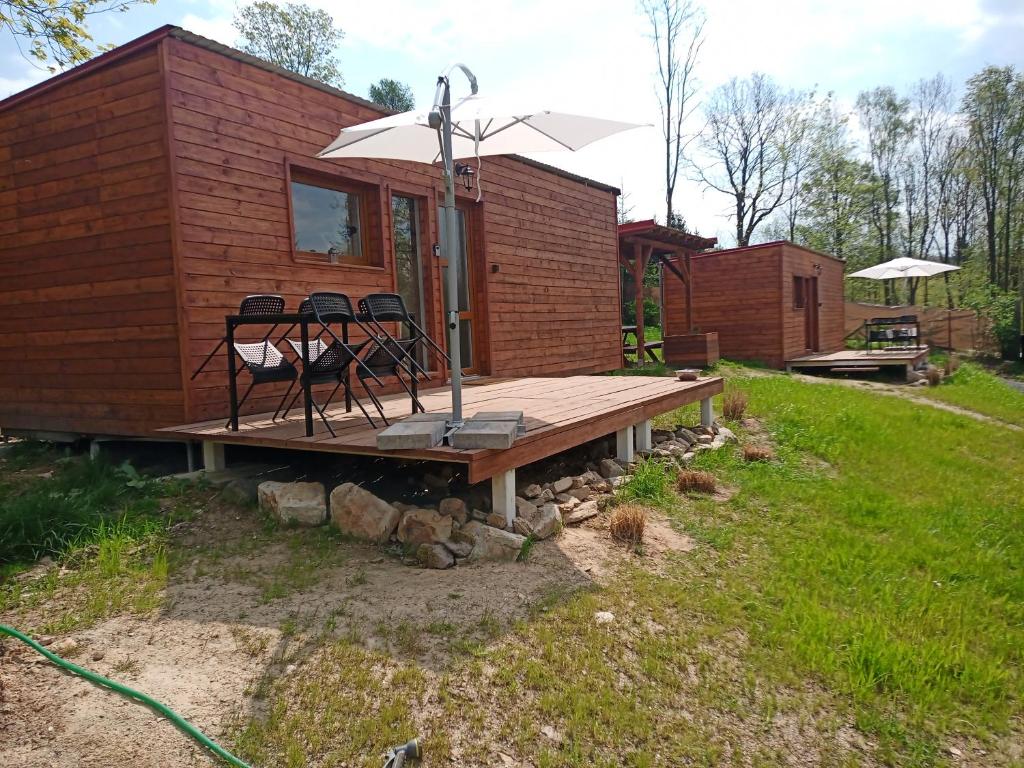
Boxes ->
[622,325,663,365]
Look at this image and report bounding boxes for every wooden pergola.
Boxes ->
[618,220,717,364]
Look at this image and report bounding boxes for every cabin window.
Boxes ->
[793,276,806,309]
[290,174,378,266]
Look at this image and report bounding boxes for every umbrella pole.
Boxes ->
[430,69,477,432]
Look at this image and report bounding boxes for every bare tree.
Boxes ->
[856,86,911,302]
[695,73,805,246]
[641,0,705,225]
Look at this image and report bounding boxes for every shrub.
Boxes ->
[616,458,673,506]
[742,444,774,462]
[621,297,661,329]
[926,367,942,387]
[722,389,749,420]
[677,469,717,494]
[609,504,647,546]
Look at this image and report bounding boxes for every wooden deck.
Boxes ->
[160,375,723,482]
[786,347,929,377]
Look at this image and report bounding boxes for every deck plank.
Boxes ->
[158,375,724,481]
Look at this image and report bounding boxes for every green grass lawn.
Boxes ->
[920,362,1024,427]
[233,371,1024,767]
[3,369,1022,767]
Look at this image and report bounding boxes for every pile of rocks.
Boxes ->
[254,420,734,569]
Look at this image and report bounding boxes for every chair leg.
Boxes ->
[362,381,391,427]
[346,388,378,429]
[280,387,303,421]
[272,380,296,421]
[225,381,255,428]
[310,398,337,438]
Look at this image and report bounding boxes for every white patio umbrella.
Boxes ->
[318,64,646,436]
[848,256,960,281]
[848,256,960,305]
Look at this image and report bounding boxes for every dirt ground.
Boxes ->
[1,500,693,768]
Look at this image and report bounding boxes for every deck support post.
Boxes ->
[700,396,714,428]
[185,442,197,473]
[491,469,516,527]
[634,419,652,452]
[615,426,634,463]
[89,440,101,461]
[202,441,226,472]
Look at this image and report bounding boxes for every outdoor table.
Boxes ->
[622,325,663,365]
[225,311,364,437]
[864,316,921,351]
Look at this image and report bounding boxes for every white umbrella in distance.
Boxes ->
[848,257,960,280]
[319,65,647,436]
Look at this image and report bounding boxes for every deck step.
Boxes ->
[830,366,881,373]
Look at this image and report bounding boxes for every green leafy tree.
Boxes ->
[368,78,414,112]
[1,0,155,70]
[234,1,344,86]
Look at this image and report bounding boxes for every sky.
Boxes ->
[3,0,1023,245]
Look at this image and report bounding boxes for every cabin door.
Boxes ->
[438,204,481,376]
[804,276,820,352]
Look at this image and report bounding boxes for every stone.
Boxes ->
[397,508,453,548]
[443,538,474,559]
[556,494,579,511]
[564,500,601,525]
[589,479,613,494]
[599,458,624,479]
[417,543,455,569]
[675,427,698,446]
[568,486,593,502]
[470,508,488,522]
[538,488,555,503]
[696,434,714,445]
[515,496,538,518]
[485,512,509,529]
[571,476,586,489]
[329,483,401,544]
[652,429,674,444]
[593,611,615,625]
[580,470,603,486]
[438,497,469,524]
[551,476,573,494]
[258,481,327,527]
[528,503,562,539]
[521,483,543,499]
[376,418,446,450]
[461,521,527,562]
[91,649,106,662]
[609,475,629,488]
[52,638,79,656]
[449,420,518,449]
[221,477,260,506]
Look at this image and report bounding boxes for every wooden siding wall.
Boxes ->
[663,246,785,367]
[663,242,845,369]
[780,244,845,361]
[0,46,182,436]
[164,38,621,423]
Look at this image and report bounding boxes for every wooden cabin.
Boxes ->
[662,241,845,369]
[0,26,623,440]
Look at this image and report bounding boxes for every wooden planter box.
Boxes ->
[663,332,720,367]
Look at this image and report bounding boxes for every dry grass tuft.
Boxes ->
[609,504,647,546]
[722,388,749,420]
[926,367,942,387]
[742,444,774,462]
[677,469,717,494]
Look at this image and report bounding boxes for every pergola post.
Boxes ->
[633,243,645,362]
[684,251,693,333]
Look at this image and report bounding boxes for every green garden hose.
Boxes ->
[0,623,252,768]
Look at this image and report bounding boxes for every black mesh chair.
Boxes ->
[227,340,297,427]
[280,292,392,434]
[358,293,450,381]
[193,294,286,379]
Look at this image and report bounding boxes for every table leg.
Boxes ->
[226,319,239,431]
[343,320,352,413]
[301,319,313,437]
